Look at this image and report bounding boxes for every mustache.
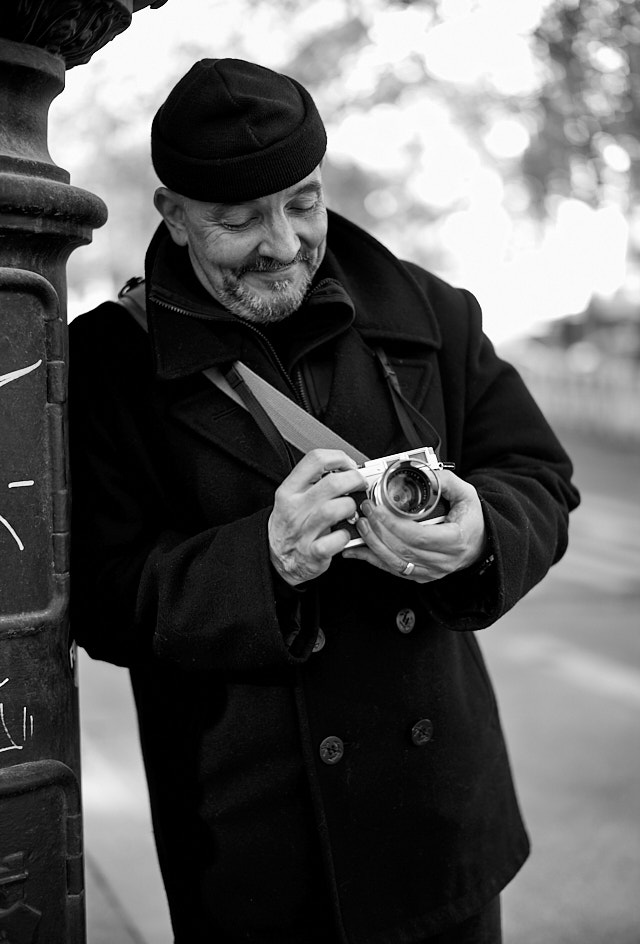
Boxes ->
[236,250,311,276]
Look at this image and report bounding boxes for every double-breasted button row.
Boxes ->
[319,719,434,764]
[296,607,416,657]
[312,612,416,650]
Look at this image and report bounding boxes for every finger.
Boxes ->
[342,544,438,584]
[427,474,486,563]
[274,506,360,581]
[360,500,455,556]
[355,502,463,580]
[276,452,362,513]
[359,492,483,574]
[313,468,367,501]
[314,527,354,558]
[303,495,359,537]
[438,469,476,503]
[290,449,360,488]
[353,513,419,574]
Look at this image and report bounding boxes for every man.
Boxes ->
[69,58,579,944]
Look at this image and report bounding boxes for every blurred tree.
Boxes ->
[51,0,639,320]
[526,0,640,213]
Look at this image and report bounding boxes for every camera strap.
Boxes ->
[372,347,441,453]
[221,360,369,464]
[118,280,369,465]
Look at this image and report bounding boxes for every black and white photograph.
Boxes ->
[1,2,638,942]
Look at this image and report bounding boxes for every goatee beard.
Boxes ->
[221,253,317,324]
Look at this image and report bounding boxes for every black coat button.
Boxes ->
[319,736,344,765]
[396,608,416,633]
[411,719,433,746]
[312,628,326,653]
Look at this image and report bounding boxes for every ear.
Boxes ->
[154,188,189,246]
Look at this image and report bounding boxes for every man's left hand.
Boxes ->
[342,470,486,583]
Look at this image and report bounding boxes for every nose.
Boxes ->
[258,211,301,263]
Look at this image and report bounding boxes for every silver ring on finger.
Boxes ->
[401,561,415,577]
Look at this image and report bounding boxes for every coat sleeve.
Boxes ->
[68,307,311,672]
[405,269,580,630]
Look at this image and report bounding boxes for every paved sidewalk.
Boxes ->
[79,653,172,944]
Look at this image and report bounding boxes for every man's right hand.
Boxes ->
[268,449,367,586]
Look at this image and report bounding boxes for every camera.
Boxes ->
[339,446,451,548]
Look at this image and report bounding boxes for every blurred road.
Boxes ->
[479,431,640,944]
[79,430,640,944]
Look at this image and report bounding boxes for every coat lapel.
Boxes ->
[167,383,293,486]
[325,329,444,460]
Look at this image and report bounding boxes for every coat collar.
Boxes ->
[323,211,441,350]
[145,210,441,382]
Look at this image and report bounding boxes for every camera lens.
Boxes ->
[386,469,429,514]
[377,460,441,520]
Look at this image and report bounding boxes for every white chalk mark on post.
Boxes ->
[0,515,24,551]
[0,703,23,752]
[8,481,34,489]
[0,360,42,388]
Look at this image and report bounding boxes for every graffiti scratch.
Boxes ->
[0,360,42,388]
[0,703,23,753]
[0,514,25,551]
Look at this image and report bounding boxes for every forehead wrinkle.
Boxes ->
[204,176,324,216]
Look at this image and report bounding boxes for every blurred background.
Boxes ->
[48,1,640,941]
[50,0,640,445]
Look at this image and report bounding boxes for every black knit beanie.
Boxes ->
[151,58,327,203]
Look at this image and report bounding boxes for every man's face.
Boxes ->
[161,167,328,324]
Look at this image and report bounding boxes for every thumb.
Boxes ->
[438,469,475,506]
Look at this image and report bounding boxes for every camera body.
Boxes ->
[340,446,450,548]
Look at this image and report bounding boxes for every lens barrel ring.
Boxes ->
[376,458,441,520]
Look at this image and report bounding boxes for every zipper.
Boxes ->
[241,320,311,411]
[245,322,313,413]
[148,293,218,320]
[292,365,313,413]
[149,292,311,411]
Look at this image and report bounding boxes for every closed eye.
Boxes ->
[219,217,256,232]
[289,199,321,214]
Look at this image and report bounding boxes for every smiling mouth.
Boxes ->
[248,264,296,278]
[237,252,311,278]
[239,264,303,290]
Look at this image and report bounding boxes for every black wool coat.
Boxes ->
[69,211,579,944]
